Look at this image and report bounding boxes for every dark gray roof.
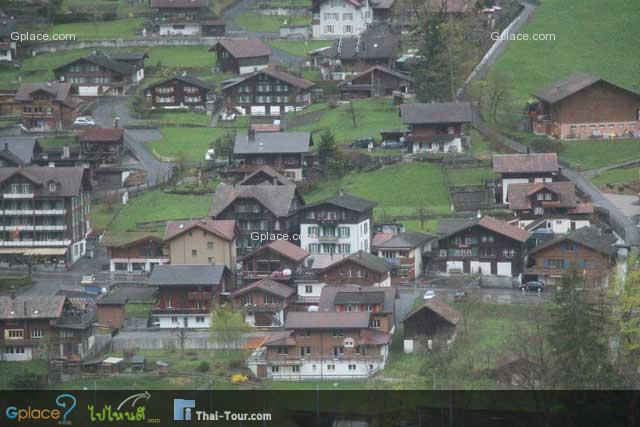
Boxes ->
[0,166,89,197]
[285,311,370,329]
[327,26,400,60]
[400,102,473,125]
[532,72,632,104]
[334,291,385,305]
[109,52,148,61]
[0,296,66,319]
[211,39,272,59]
[209,183,301,218]
[0,19,16,37]
[0,137,39,165]
[375,231,435,249]
[437,217,477,236]
[323,250,392,274]
[303,193,377,213]
[54,55,136,75]
[15,82,73,103]
[145,74,215,91]
[149,265,227,286]
[338,65,414,88]
[318,285,396,313]
[229,278,295,299]
[234,131,311,155]
[529,226,617,257]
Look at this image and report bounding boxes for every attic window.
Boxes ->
[49,182,56,192]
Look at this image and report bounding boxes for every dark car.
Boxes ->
[381,140,405,149]
[519,281,545,292]
[350,137,375,149]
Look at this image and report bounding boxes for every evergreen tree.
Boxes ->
[412,13,449,102]
[317,130,338,168]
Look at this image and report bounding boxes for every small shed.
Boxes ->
[98,357,124,374]
[402,298,461,349]
[129,355,146,372]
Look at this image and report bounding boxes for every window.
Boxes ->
[299,329,311,338]
[305,285,313,294]
[208,257,214,263]
[327,364,335,371]
[21,184,31,193]
[277,347,288,355]
[171,316,178,323]
[207,241,214,249]
[48,182,56,192]
[191,249,198,257]
[299,346,311,356]
[271,366,279,373]
[292,365,300,373]
[241,296,253,306]
[333,346,344,357]
[370,319,381,328]
[5,329,23,339]
[31,329,43,338]
[544,192,553,201]
[343,25,353,33]
[536,193,544,201]
[324,25,334,33]
[195,300,204,309]
[343,12,353,20]
[348,364,356,371]
[264,295,277,304]
[196,316,205,323]
[534,207,544,215]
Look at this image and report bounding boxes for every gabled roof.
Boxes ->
[237,165,291,186]
[234,131,311,155]
[239,239,309,263]
[400,102,473,125]
[532,72,639,103]
[337,65,414,88]
[0,137,39,165]
[528,225,617,257]
[221,67,314,90]
[79,128,124,143]
[210,39,272,59]
[149,264,228,286]
[326,26,400,60]
[164,218,236,242]
[507,182,578,210]
[322,250,392,274]
[375,231,436,249]
[209,184,302,218]
[303,192,377,213]
[54,55,136,75]
[318,285,397,313]
[262,330,295,346]
[285,311,371,329]
[403,298,460,325]
[150,0,208,8]
[0,166,89,196]
[0,296,66,319]
[144,74,215,91]
[492,153,559,174]
[438,215,530,243]
[229,278,295,299]
[15,82,73,103]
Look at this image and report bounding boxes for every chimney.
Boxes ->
[248,127,256,141]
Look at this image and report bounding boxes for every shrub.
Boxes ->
[530,139,565,154]
[9,372,42,390]
[197,361,210,373]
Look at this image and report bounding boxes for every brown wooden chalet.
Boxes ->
[435,215,530,277]
[144,74,215,109]
[337,65,414,99]
[524,226,617,287]
[400,102,473,154]
[0,295,96,361]
[14,82,78,131]
[102,231,168,274]
[78,128,124,165]
[210,39,272,75]
[528,73,640,140]
[402,298,460,348]
[373,231,436,284]
[229,278,295,327]
[318,285,397,334]
[220,67,314,116]
[208,183,305,255]
[492,153,560,204]
[319,250,392,287]
[239,239,309,284]
[150,0,211,35]
[150,264,230,328]
[236,165,292,186]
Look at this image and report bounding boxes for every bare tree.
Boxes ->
[413,202,429,230]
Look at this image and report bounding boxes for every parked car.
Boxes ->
[73,116,96,127]
[381,140,405,149]
[350,137,375,149]
[454,290,467,302]
[81,274,96,285]
[519,281,545,292]
[423,290,436,300]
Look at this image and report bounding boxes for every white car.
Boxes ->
[423,290,436,300]
[204,148,215,161]
[74,116,96,127]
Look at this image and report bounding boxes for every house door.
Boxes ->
[571,221,576,231]
[184,317,189,328]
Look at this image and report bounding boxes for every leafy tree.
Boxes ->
[211,133,234,163]
[413,202,429,230]
[316,130,338,169]
[210,304,251,349]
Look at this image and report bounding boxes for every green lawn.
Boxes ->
[592,167,640,187]
[447,167,498,186]
[144,111,211,126]
[236,12,309,33]
[489,0,640,108]
[38,136,78,149]
[559,138,640,170]
[108,190,212,232]
[402,219,439,233]
[145,46,215,69]
[305,163,452,217]
[49,18,144,40]
[146,127,234,162]
[291,99,404,145]
[468,130,494,160]
[125,303,154,318]
[0,360,48,389]
[61,0,149,17]
[267,40,332,57]
[90,203,119,231]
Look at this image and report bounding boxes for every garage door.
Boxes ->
[470,261,491,275]
[447,261,464,273]
[497,262,512,277]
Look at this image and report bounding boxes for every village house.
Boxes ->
[247,311,391,379]
[211,39,272,75]
[299,192,376,256]
[233,129,313,181]
[108,52,148,81]
[435,215,530,278]
[0,296,96,361]
[373,231,436,284]
[311,0,395,39]
[102,231,168,273]
[144,74,215,110]
[96,285,157,330]
[163,218,237,271]
[150,264,230,328]
[150,0,209,35]
[0,166,91,265]
[319,250,392,287]
[318,285,397,334]
[528,73,640,140]
[402,298,460,351]
[492,153,560,204]
[507,181,593,234]
[209,183,304,255]
[239,239,309,285]
[524,226,617,287]
[400,102,473,154]
[236,165,292,186]
[0,19,17,61]
[220,67,314,116]
[337,65,414,99]
[0,138,42,167]
[14,82,78,131]
[54,53,145,96]
[229,278,296,327]
[78,128,124,166]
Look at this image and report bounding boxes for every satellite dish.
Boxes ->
[282,268,292,277]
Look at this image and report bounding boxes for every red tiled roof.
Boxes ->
[164,218,236,241]
[79,128,124,143]
[478,216,530,242]
[372,232,395,248]
[265,240,309,262]
[507,182,577,211]
[359,329,391,345]
[230,278,295,299]
[569,202,594,215]
[492,153,559,174]
[210,39,271,59]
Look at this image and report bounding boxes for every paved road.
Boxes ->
[93,97,172,185]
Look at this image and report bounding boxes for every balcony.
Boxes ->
[296,296,320,304]
[4,193,34,199]
[187,291,212,301]
[35,225,66,231]
[34,209,66,215]
[0,240,71,247]
[4,210,34,215]
[268,354,384,364]
[239,303,284,312]
[317,234,339,242]
[152,307,210,315]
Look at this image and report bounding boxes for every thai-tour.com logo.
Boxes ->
[5,393,77,423]
[87,391,160,423]
[174,399,196,421]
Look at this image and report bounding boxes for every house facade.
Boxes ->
[150,0,208,35]
[374,232,435,284]
[229,278,295,327]
[311,0,394,39]
[211,39,272,75]
[103,231,168,273]
[78,128,124,166]
[54,54,143,96]
[400,102,473,154]
[492,153,560,205]
[337,65,414,99]
[14,83,77,131]
[435,216,529,278]
[239,239,309,285]
[0,166,91,265]
[528,73,640,140]
[150,264,230,328]
[144,75,215,109]
[221,68,314,116]
[299,192,375,255]
[319,250,392,287]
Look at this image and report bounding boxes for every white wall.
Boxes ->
[78,86,99,97]
[239,64,268,75]
[159,23,202,36]
[520,218,590,234]
[300,219,370,255]
[297,282,325,298]
[157,314,211,329]
[314,0,373,38]
[413,138,462,154]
